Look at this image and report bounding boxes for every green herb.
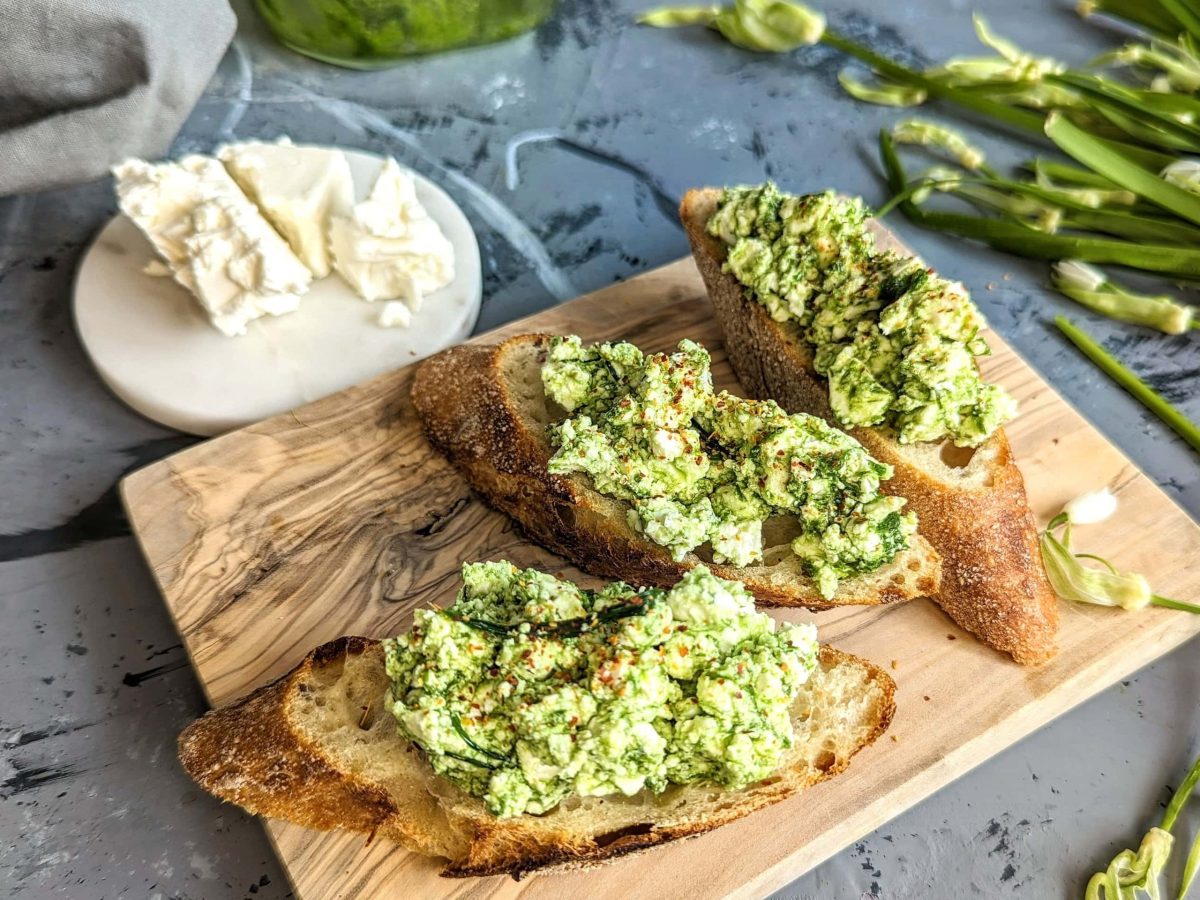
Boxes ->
[1039,510,1199,612]
[638,0,825,52]
[1085,826,1174,900]
[1086,752,1200,899]
[1044,113,1200,226]
[1055,316,1200,455]
[454,594,651,639]
[442,750,500,770]
[450,716,512,765]
[638,1,1048,131]
[637,5,719,26]
[1051,260,1196,334]
[891,118,989,170]
[879,130,1200,278]
[838,71,926,107]
[1078,0,1180,38]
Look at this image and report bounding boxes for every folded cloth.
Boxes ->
[0,0,236,196]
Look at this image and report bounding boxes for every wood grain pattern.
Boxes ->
[122,256,1200,900]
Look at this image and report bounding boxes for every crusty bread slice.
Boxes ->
[178,636,895,878]
[411,334,941,610]
[680,188,1059,665]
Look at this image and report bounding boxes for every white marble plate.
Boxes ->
[73,149,482,436]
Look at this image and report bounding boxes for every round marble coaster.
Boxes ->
[73,149,482,436]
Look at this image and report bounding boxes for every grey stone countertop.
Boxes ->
[2,0,1199,897]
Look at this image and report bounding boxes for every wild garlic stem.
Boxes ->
[1054,316,1200,454]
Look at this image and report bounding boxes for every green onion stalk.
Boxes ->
[1085,752,1200,900]
[1051,260,1196,333]
[1056,316,1200,455]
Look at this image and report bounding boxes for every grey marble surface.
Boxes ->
[1,0,1198,897]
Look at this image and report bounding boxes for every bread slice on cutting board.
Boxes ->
[410,333,942,611]
[178,636,895,878]
[680,187,1058,665]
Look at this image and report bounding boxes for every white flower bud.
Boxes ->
[1062,488,1118,525]
[1052,259,1107,293]
[1161,159,1200,193]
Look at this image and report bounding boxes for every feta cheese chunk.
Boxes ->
[218,139,353,278]
[329,157,455,307]
[377,300,412,328]
[114,156,312,337]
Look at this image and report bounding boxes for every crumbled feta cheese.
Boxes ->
[650,428,685,460]
[329,158,455,307]
[377,300,412,328]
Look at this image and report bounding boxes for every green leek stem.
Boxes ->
[1046,113,1200,226]
[879,131,1200,277]
[1054,316,1200,454]
[1080,0,1179,36]
[1162,753,1200,831]
[1159,0,1200,42]
[1151,594,1200,613]
[1047,72,1200,151]
[820,29,1048,134]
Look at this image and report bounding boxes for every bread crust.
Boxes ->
[179,637,895,878]
[411,335,941,610]
[680,187,1059,665]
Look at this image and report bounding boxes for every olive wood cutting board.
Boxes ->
[122,247,1200,900]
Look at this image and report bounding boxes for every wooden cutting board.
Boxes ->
[122,253,1200,900]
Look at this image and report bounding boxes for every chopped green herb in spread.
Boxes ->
[707,183,1017,447]
[383,561,820,818]
[542,336,916,598]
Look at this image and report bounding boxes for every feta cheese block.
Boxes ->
[218,139,353,278]
[329,157,455,308]
[113,157,312,337]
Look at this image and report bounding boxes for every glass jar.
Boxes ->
[255,0,557,68]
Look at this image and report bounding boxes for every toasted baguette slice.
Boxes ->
[179,636,895,878]
[411,334,941,610]
[681,188,1059,664]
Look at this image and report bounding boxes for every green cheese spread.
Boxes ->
[542,336,916,599]
[707,183,1017,447]
[383,561,820,818]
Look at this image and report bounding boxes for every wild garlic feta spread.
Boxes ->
[708,183,1017,447]
[383,561,819,818]
[542,336,916,599]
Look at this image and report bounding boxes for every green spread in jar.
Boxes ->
[383,561,819,818]
[254,0,556,67]
[707,183,1017,447]
[542,336,916,599]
